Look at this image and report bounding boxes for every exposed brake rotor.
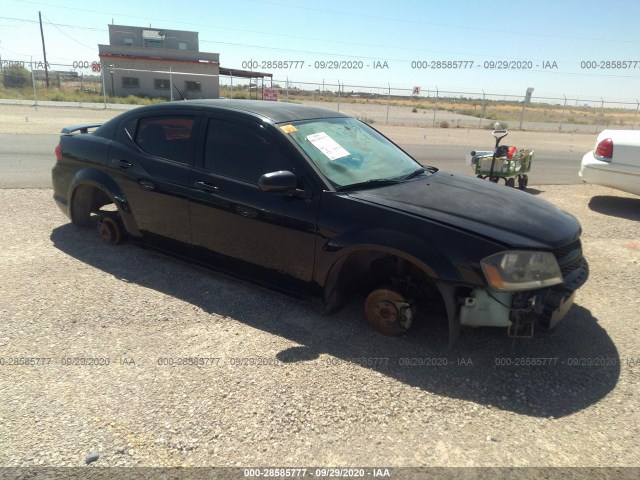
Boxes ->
[97,215,123,245]
[364,289,412,336]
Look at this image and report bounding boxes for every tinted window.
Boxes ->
[135,116,196,164]
[204,119,294,183]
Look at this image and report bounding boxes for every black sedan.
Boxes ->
[52,100,588,343]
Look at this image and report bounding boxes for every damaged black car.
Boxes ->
[52,100,588,344]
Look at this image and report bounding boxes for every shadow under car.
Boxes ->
[50,224,621,418]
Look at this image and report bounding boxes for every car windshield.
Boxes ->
[284,117,423,189]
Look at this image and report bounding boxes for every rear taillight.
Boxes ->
[55,143,63,162]
[594,138,613,160]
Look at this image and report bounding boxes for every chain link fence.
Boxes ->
[265,79,640,133]
[1,60,639,133]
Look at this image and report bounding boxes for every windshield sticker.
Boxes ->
[280,124,297,134]
[306,132,350,160]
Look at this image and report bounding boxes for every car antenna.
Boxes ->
[172,83,186,101]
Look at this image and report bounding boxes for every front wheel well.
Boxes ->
[70,184,114,227]
[324,250,444,315]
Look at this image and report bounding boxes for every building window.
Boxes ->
[154,79,170,90]
[178,42,187,50]
[146,39,163,48]
[122,77,139,89]
[124,38,133,47]
[185,81,201,92]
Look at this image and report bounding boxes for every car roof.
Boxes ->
[133,99,350,123]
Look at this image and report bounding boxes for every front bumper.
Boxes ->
[460,256,588,332]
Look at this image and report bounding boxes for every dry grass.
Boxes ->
[287,94,638,127]
[2,79,637,128]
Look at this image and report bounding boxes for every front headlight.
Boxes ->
[481,251,563,292]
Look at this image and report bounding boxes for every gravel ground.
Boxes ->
[0,184,638,470]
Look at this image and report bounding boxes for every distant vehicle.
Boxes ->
[52,100,588,342]
[579,129,640,196]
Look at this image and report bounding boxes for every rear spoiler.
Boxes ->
[61,123,103,134]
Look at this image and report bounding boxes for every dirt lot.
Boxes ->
[0,185,638,470]
[0,101,638,473]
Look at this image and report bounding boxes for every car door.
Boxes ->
[108,113,200,251]
[188,115,319,294]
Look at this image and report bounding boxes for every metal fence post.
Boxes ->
[102,65,107,109]
[595,97,604,134]
[169,67,173,102]
[30,59,38,110]
[432,86,438,127]
[479,90,485,128]
[559,95,567,131]
[386,84,390,125]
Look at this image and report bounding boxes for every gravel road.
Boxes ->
[0,185,638,471]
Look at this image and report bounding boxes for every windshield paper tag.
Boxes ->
[280,124,297,133]
[306,132,350,160]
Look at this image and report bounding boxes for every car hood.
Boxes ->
[347,171,581,248]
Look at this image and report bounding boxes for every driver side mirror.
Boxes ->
[258,170,299,194]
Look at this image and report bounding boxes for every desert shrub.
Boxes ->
[3,66,31,88]
[357,116,375,124]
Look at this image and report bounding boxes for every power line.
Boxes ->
[12,0,640,45]
[41,14,97,51]
[1,15,638,82]
[0,16,103,31]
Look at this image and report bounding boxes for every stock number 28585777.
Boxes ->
[241,60,305,69]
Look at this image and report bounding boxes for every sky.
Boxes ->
[1,0,639,105]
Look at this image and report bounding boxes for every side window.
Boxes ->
[135,116,196,164]
[204,119,295,184]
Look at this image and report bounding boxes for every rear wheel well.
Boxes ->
[71,184,114,227]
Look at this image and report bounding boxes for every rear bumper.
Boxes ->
[52,164,72,219]
[53,194,69,217]
[580,152,640,195]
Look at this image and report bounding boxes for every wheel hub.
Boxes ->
[364,289,412,335]
[97,216,123,245]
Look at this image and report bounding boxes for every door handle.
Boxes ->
[112,158,132,169]
[194,181,220,192]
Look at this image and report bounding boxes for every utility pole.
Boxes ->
[38,11,50,87]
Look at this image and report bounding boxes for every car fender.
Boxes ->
[68,168,140,236]
[320,227,475,311]
[323,227,463,280]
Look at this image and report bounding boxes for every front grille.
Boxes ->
[552,238,582,262]
[551,238,588,291]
